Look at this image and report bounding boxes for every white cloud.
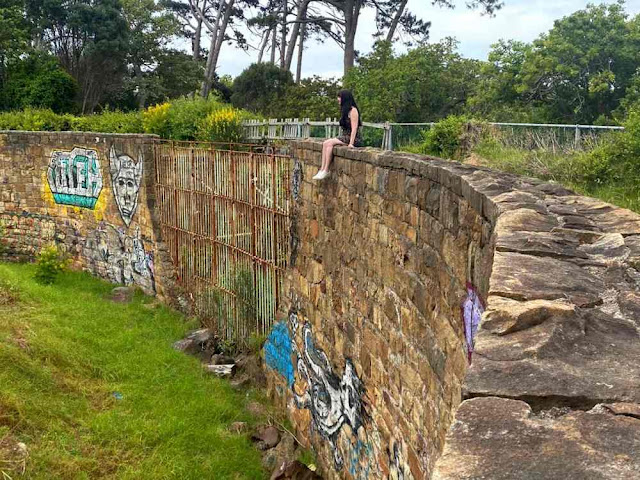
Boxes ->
[212,0,640,78]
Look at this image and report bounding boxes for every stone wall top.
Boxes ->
[290,139,640,479]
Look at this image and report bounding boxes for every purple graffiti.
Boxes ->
[462,283,484,363]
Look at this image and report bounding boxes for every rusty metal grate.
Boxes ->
[154,141,291,342]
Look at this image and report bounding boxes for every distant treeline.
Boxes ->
[1,2,639,127]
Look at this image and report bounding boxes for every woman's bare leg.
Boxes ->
[321,138,345,172]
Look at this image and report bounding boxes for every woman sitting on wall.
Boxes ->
[313,89,363,180]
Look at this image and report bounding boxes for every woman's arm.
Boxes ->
[349,107,359,146]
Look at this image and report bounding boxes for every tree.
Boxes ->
[0,52,77,112]
[345,39,480,122]
[230,62,294,113]
[317,0,504,76]
[279,76,340,118]
[516,2,640,124]
[189,0,258,97]
[121,0,180,108]
[467,40,537,122]
[25,0,131,113]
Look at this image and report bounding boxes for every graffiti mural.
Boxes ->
[47,147,103,208]
[109,146,143,226]
[388,441,406,480]
[347,438,373,480]
[292,157,302,202]
[264,321,295,387]
[85,222,155,292]
[462,283,485,362]
[289,312,367,470]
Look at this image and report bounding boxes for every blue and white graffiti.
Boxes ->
[47,147,103,209]
[264,321,295,387]
[347,438,373,480]
[462,283,485,362]
[289,312,367,470]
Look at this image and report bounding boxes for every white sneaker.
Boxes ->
[315,170,330,180]
[312,171,324,180]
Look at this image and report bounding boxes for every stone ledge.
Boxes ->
[291,139,640,478]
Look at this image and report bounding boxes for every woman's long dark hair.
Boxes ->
[338,89,362,130]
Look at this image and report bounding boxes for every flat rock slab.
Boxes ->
[110,286,135,303]
[467,305,640,405]
[252,426,281,450]
[490,251,604,307]
[433,397,640,480]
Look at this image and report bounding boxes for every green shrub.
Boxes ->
[0,97,250,139]
[197,107,245,143]
[167,96,226,140]
[79,110,143,133]
[0,108,72,131]
[34,244,69,285]
[420,115,488,159]
[142,102,172,138]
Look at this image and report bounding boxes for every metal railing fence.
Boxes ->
[243,118,625,152]
[154,140,291,343]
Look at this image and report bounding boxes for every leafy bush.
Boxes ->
[142,102,171,138]
[76,110,143,133]
[0,97,250,140]
[197,107,245,142]
[34,244,69,285]
[420,115,483,159]
[0,108,72,131]
[165,96,225,140]
[142,96,239,140]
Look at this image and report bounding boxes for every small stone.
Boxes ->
[204,364,235,377]
[110,286,135,303]
[172,328,217,360]
[210,354,235,365]
[270,460,322,480]
[251,425,281,450]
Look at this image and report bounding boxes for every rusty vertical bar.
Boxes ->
[230,149,238,340]
[270,151,278,327]
[208,147,218,286]
[172,141,179,272]
[249,151,258,335]
[190,146,196,293]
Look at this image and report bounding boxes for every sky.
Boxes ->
[214,0,640,78]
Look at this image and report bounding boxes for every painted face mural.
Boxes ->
[85,223,155,292]
[462,283,485,362]
[47,148,103,208]
[289,313,367,470]
[109,146,143,226]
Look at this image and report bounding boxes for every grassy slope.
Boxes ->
[470,143,640,213]
[0,263,266,480]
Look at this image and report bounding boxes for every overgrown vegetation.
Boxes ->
[0,263,268,479]
[34,244,69,285]
[412,110,640,213]
[0,96,251,142]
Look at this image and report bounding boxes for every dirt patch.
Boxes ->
[463,153,486,167]
[0,434,28,477]
[0,280,19,306]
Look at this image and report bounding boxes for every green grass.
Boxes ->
[0,263,268,479]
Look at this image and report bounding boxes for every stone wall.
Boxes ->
[0,131,176,299]
[264,140,640,479]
